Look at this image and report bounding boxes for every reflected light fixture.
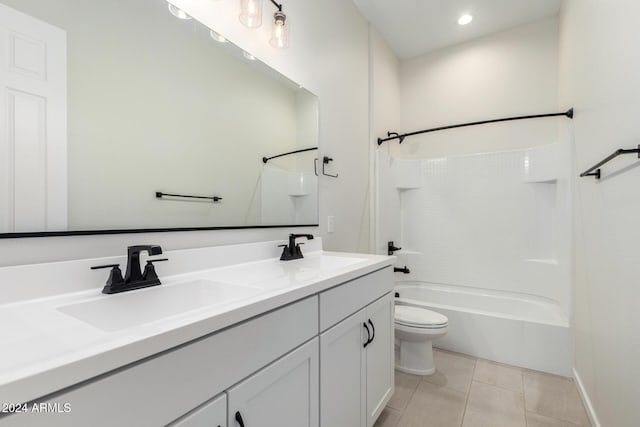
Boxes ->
[168,3,192,20]
[458,14,473,25]
[239,0,263,28]
[270,11,289,48]
[210,30,228,43]
[242,51,257,60]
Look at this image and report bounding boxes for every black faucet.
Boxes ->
[279,234,314,261]
[394,266,410,274]
[91,245,168,294]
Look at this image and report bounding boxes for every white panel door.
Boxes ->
[320,308,367,427]
[0,3,67,232]
[365,293,394,427]
[227,338,319,427]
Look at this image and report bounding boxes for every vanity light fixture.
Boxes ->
[239,0,263,28]
[210,30,228,43]
[270,10,289,49]
[168,3,192,20]
[458,14,473,25]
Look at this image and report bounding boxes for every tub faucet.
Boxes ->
[279,234,314,261]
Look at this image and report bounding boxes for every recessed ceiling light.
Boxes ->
[458,14,473,26]
[168,3,192,20]
[210,30,228,43]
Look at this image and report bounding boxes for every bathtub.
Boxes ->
[394,281,572,376]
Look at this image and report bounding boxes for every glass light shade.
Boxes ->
[239,0,263,28]
[167,3,192,20]
[269,12,289,49]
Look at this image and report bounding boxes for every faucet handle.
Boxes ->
[143,258,168,282]
[91,264,125,290]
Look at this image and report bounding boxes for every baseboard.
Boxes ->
[573,368,602,427]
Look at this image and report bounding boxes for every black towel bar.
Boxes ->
[579,145,640,179]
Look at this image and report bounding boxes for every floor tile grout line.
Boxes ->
[458,355,478,427]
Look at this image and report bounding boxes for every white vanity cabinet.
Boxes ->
[227,338,319,427]
[168,394,227,427]
[0,260,394,427]
[319,267,394,427]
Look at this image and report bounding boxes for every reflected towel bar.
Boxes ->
[377,108,574,145]
[579,145,640,179]
[262,147,318,163]
[156,192,222,202]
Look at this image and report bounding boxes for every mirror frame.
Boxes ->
[0,1,320,239]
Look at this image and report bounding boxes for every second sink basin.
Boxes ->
[58,280,262,332]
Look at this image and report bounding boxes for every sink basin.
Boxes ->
[58,280,262,332]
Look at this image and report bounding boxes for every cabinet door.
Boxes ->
[320,309,367,427]
[168,393,227,427]
[227,338,319,427]
[365,293,394,427]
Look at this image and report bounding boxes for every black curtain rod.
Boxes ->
[263,147,318,163]
[377,108,574,145]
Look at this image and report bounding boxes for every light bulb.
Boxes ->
[210,30,228,43]
[269,12,289,49]
[168,3,192,20]
[458,14,473,25]
[239,0,263,28]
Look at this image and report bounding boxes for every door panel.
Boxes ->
[320,309,367,427]
[0,3,67,232]
[227,339,319,427]
[365,293,394,427]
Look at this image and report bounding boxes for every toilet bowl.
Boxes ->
[394,305,448,375]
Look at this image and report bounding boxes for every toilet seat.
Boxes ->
[395,305,448,329]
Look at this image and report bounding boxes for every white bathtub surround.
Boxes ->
[0,238,393,405]
[395,283,571,376]
[376,141,573,375]
[260,166,318,224]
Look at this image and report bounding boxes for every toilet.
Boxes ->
[394,305,449,375]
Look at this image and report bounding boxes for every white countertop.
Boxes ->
[0,241,393,405]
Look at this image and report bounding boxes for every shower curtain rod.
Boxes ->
[262,147,318,163]
[377,108,574,145]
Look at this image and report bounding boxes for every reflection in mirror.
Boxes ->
[0,0,319,235]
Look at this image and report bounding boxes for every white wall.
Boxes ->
[558,1,640,426]
[0,0,371,265]
[369,28,401,255]
[394,17,561,159]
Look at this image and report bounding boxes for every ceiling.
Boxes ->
[353,0,563,59]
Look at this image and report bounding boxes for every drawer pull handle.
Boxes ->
[235,411,245,427]
[363,322,371,348]
[368,319,375,344]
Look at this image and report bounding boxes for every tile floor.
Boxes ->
[375,349,591,427]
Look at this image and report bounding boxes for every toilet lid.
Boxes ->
[395,305,448,327]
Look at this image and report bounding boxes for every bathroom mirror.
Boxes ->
[0,0,319,237]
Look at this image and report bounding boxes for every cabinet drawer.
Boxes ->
[319,267,392,332]
[168,393,227,427]
[1,296,318,427]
